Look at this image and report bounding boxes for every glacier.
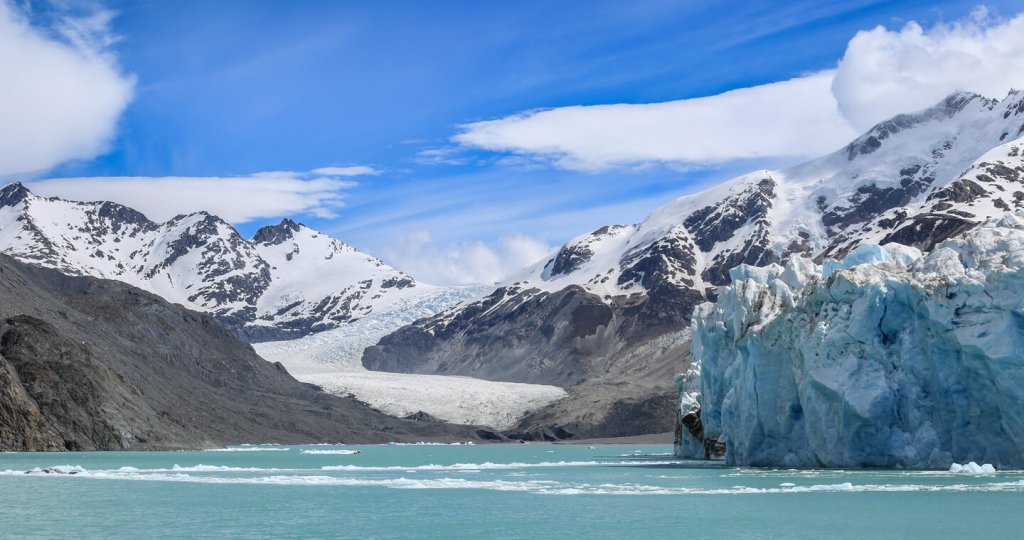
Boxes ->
[253,286,566,429]
[679,213,1024,468]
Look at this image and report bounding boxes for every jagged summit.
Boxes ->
[0,184,425,341]
[252,218,303,245]
[0,181,29,205]
[842,92,991,160]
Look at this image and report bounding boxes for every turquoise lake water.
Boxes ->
[1,443,1022,539]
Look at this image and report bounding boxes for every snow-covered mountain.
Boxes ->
[362,90,1024,438]
[682,214,1024,468]
[0,184,427,340]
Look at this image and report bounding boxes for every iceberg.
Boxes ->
[949,462,996,474]
[679,213,1024,468]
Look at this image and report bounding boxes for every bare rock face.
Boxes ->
[0,344,65,451]
[0,254,495,451]
[0,315,158,450]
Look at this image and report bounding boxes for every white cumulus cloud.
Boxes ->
[0,2,134,177]
[27,171,357,223]
[455,8,1024,172]
[832,8,1024,130]
[381,231,554,286]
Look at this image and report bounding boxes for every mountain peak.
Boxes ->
[251,218,303,245]
[0,182,31,207]
[842,90,996,162]
[939,90,989,113]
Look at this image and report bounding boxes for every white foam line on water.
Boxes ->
[12,472,1024,495]
[319,460,679,471]
[301,450,361,455]
[384,442,477,446]
[204,447,291,452]
[0,464,307,474]
[6,466,1024,495]
[0,460,674,476]
[166,465,299,473]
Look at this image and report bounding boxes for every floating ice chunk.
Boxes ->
[949,462,996,474]
[26,465,86,475]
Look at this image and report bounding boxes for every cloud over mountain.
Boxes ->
[28,170,358,223]
[833,7,1024,130]
[380,230,553,286]
[455,9,1024,171]
[454,72,854,171]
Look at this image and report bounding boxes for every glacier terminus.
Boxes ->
[680,214,1024,468]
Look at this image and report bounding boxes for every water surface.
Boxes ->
[1,443,1021,538]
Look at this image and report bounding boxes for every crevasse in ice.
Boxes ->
[679,213,1024,468]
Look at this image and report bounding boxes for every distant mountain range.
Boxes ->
[2,89,1023,440]
[0,183,428,341]
[363,90,1024,438]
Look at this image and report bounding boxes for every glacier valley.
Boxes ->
[254,286,566,429]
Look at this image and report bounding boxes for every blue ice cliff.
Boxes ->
[678,213,1024,468]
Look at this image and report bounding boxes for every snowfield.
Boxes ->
[254,287,566,429]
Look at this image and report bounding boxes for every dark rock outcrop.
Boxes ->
[252,218,302,245]
[0,255,495,451]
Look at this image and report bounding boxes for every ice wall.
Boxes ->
[680,214,1024,468]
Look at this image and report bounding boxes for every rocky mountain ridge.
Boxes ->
[363,90,1024,439]
[0,184,425,341]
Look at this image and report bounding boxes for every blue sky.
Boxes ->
[7,0,1024,283]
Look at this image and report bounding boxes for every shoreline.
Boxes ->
[553,431,674,445]
[1,431,678,453]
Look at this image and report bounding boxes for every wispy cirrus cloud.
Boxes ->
[454,8,1024,172]
[27,169,361,223]
[311,165,381,176]
[412,147,469,166]
[0,2,134,177]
